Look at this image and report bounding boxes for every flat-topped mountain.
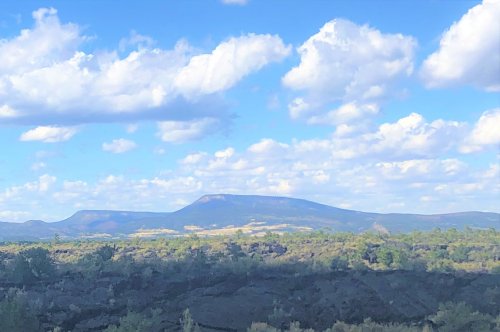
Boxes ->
[0,194,498,240]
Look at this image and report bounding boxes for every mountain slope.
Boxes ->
[163,194,378,231]
[0,194,498,240]
[55,210,170,233]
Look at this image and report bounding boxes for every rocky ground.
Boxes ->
[1,268,499,331]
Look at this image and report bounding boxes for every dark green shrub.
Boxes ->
[0,289,40,332]
[331,257,349,271]
[12,247,54,284]
[104,309,162,332]
[429,302,494,332]
[96,245,115,261]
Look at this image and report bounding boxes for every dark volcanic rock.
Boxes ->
[3,268,499,331]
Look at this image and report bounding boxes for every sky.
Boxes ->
[0,0,499,222]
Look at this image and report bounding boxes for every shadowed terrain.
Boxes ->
[0,229,499,331]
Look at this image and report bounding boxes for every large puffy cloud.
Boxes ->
[278,113,464,161]
[282,19,416,124]
[0,8,82,75]
[175,34,290,96]
[0,8,290,128]
[19,126,78,143]
[460,108,500,152]
[421,0,500,91]
[339,113,465,160]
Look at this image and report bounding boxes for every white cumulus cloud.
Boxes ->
[19,126,78,143]
[0,7,290,138]
[460,108,500,152]
[0,105,19,118]
[2,109,499,222]
[285,113,465,161]
[307,102,379,126]
[351,113,465,159]
[102,138,137,153]
[421,0,500,91]
[282,19,416,125]
[175,34,291,96]
[157,117,224,143]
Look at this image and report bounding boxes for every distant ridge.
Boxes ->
[0,194,498,240]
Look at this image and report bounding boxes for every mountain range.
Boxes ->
[0,194,498,241]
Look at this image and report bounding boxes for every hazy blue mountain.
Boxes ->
[0,194,498,240]
[55,210,170,233]
[162,194,378,230]
[0,219,58,241]
[164,195,499,232]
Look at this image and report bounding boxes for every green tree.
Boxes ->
[449,245,470,263]
[53,233,61,245]
[12,247,54,284]
[181,308,201,332]
[0,289,40,332]
[429,302,493,332]
[96,245,115,261]
[104,309,162,332]
[378,247,394,267]
[331,256,349,271]
[392,248,409,268]
[267,299,291,327]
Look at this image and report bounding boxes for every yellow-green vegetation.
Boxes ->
[128,222,313,238]
[129,228,179,237]
[1,228,498,273]
[185,222,313,237]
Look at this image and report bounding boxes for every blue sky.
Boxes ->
[0,0,499,222]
